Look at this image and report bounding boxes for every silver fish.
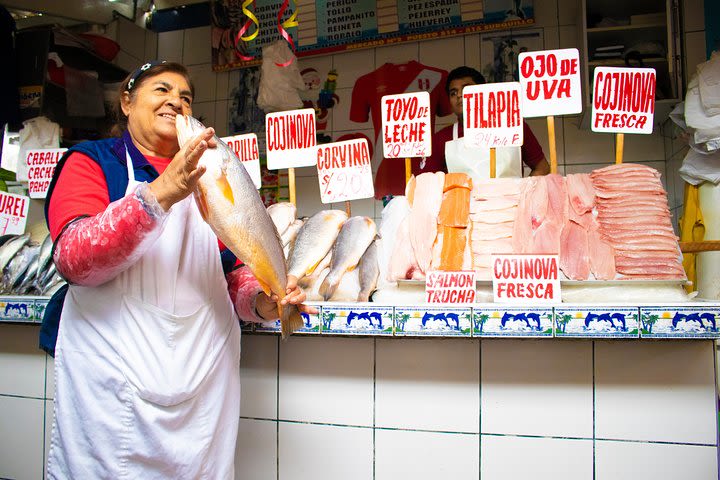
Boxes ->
[36,258,57,290]
[36,232,53,274]
[357,239,379,302]
[4,245,39,293]
[43,275,66,296]
[319,216,377,301]
[288,210,348,279]
[267,202,297,237]
[0,234,31,274]
[282,219,305,259]
[176,114,303,337]
[16,255,39,293]
[298,249,332,289]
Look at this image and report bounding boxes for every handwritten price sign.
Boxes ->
[381,91,432,158]
[221,133,261,189]
[0,191,29,235]
[591,67,656,134]
[317,138,374,203]
[463,82,524,149]
[518,48,582,117]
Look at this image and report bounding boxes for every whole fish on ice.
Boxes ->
[176,114,302,337]
[288,210,347,280]
[319,216,377,301]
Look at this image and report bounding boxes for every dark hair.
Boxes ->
[445,66,486,94]
[110,62,195,136]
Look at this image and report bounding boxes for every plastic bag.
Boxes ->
[257,40,305,113]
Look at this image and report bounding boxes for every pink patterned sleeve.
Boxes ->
[53,182,169,287]
[226,266,266,323]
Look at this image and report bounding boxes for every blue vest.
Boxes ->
[39,134,160,356]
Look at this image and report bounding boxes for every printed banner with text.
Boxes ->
[211,0,535,70]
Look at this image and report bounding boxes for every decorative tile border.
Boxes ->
[473,306,553,337]
[640,306,720,338]
[2,296,720,341]
[321,305,393,335]
[394,306,472,336]
[0,297,38,323]
[554,306,639,338]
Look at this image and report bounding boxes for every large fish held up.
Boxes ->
[176,115,303,338]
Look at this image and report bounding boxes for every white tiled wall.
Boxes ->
[1,327,718,479]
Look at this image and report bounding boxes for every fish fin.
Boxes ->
[216,171,235,204]
[194,189,210,222]
[255,277,273,297]
[304,258,323,276]
[357,291,369,302]
[280,304,304,339]
[346,265,356,272]
[318,273,338,301]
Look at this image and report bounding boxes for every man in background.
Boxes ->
[422,66,550,178]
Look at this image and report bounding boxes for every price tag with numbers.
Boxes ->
[381,91,432,158]
[316,138,374,203]
[0,191,29,235]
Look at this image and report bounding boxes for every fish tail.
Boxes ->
[318,273,339,301]
[280,303,304,339]
[357,290,369,302]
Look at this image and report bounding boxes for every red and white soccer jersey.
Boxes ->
[350,61,452,199]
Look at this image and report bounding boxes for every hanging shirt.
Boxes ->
[350,61,453,198]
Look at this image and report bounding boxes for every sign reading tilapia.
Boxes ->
[176,115,303,338]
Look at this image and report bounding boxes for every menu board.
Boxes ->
[212,0,535,70]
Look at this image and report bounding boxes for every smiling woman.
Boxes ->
[40,59,311,478]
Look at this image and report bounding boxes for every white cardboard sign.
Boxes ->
[425,270,476,304]
[316,138,374,203]
[0,191,29,235]
[265,108,317,169]
[591,67,656,134]
[492,254,560,304]
[381,91,432,158]
[518,48,582,117]
[26,148,66,199]
[221,134,261,189]
[463,82,524,148]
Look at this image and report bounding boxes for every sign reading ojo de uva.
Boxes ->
[518,48,582,117]
[492,254,560,304]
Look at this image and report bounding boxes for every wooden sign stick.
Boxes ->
[288,168,296,205]
[344,201,351,216]
[405,157,412,184]
[615,133,624,164]
[547,115,558,174]
[490,148,497,178]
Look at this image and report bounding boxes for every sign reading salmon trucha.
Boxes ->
[463,82,524,149]
[492,254,560,304]
[26,148,66,199]
[381,91,432,158]
[425,270,476,304]
[316,138,374,203]
[591,67,656,134]
[221,134,261,189]
[0,191,29,235]
[519,48,582,117]
[265,108,317,170]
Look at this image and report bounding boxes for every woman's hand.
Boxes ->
[255,275,319,321]
[148,127,216,211]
